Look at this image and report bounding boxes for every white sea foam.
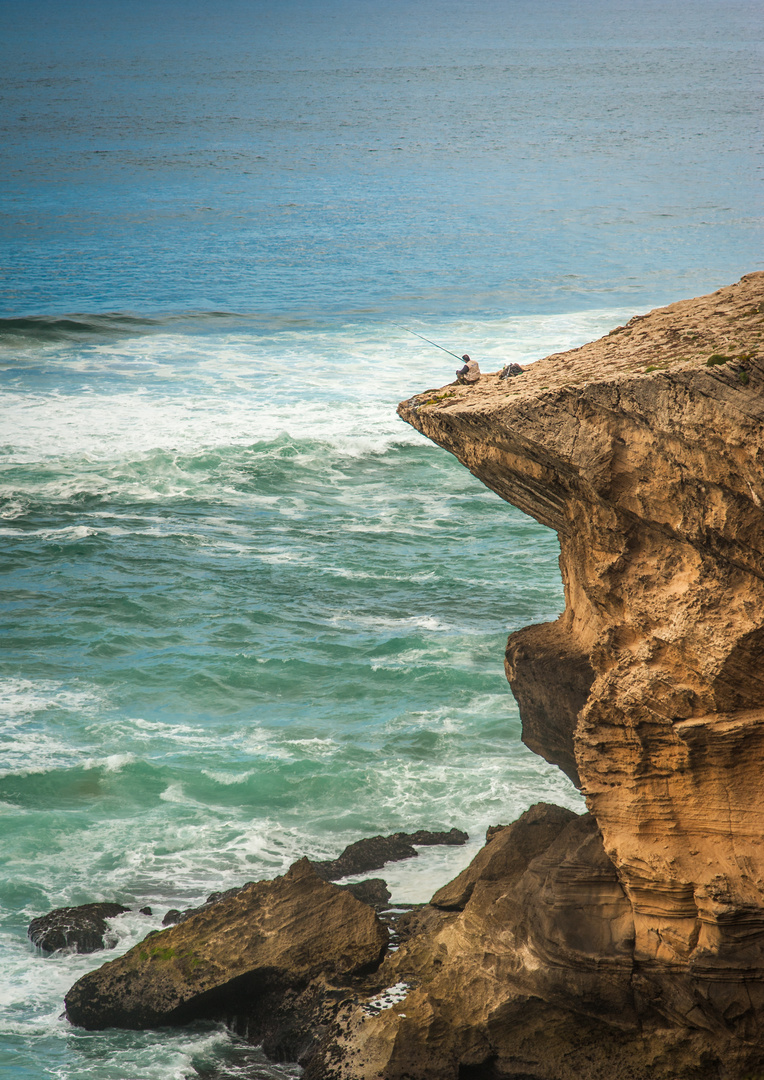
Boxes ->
[362,981,411,1016]
[201,768,256,785]
[240,729,294,761]
[0,678,103,720]
[328,610,454,633]
[369,647,453,673]
[0,680,109,777]
[80,752,137,773]
[284,737,338,754]
[0,500,27,519]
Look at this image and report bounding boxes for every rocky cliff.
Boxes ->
[306,272,764,1077]
[63,275,764,1078]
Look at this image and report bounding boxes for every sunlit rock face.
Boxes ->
[307,273,764,1078]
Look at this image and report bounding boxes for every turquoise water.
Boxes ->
[1,1,762,1077]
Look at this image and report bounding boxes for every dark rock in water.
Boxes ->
[139,907,152,916]
[337,877,391,909]
[311,836,417,881]
[162,909,183,926]
[310,827,468,881]
[29,902,130,954]
[65,858,388,1034]
[405,828,468,847]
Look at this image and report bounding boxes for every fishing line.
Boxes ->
[394,324,465,361]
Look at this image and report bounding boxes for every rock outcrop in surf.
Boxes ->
[65,859,389,1063]
[29,902,131,954]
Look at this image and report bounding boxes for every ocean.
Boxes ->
[1,1,761,1077]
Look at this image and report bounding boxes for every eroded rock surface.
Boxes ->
[430,802,576,910]
[305,806,642,1079]
[305,273,764,1077]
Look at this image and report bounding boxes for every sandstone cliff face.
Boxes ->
[307,273,764,1077]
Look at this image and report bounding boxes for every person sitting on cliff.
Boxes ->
[456,354,480,384]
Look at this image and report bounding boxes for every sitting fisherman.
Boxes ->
[456,354,480,384]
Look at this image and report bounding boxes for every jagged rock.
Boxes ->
[162,876,392,924]
[29,902,130,954]
[300,272,764,1077]
[305,810,639,1078]
[338,878,391,910]
[65,859,388,1036]
[162,882,255,926]
[309,827,467,881]
[431,802,577,910]
[384,903,447,946]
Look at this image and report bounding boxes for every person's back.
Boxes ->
[456,354,480,384]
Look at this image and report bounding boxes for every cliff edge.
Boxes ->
[307,273,764,1078]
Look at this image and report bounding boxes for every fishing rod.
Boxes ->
[394,324,465,361]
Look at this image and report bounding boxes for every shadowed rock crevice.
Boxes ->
[504,619,595,787]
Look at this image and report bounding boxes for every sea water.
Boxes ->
[1,1,761,1077]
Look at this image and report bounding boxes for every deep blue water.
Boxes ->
[0,1,762,1077]
[3,0,761,316]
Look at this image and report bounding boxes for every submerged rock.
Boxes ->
[29,902,130,954]
[65,859,388,1038]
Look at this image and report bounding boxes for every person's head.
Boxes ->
[462,354,470,362]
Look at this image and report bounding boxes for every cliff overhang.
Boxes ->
[383,272,764,1076]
